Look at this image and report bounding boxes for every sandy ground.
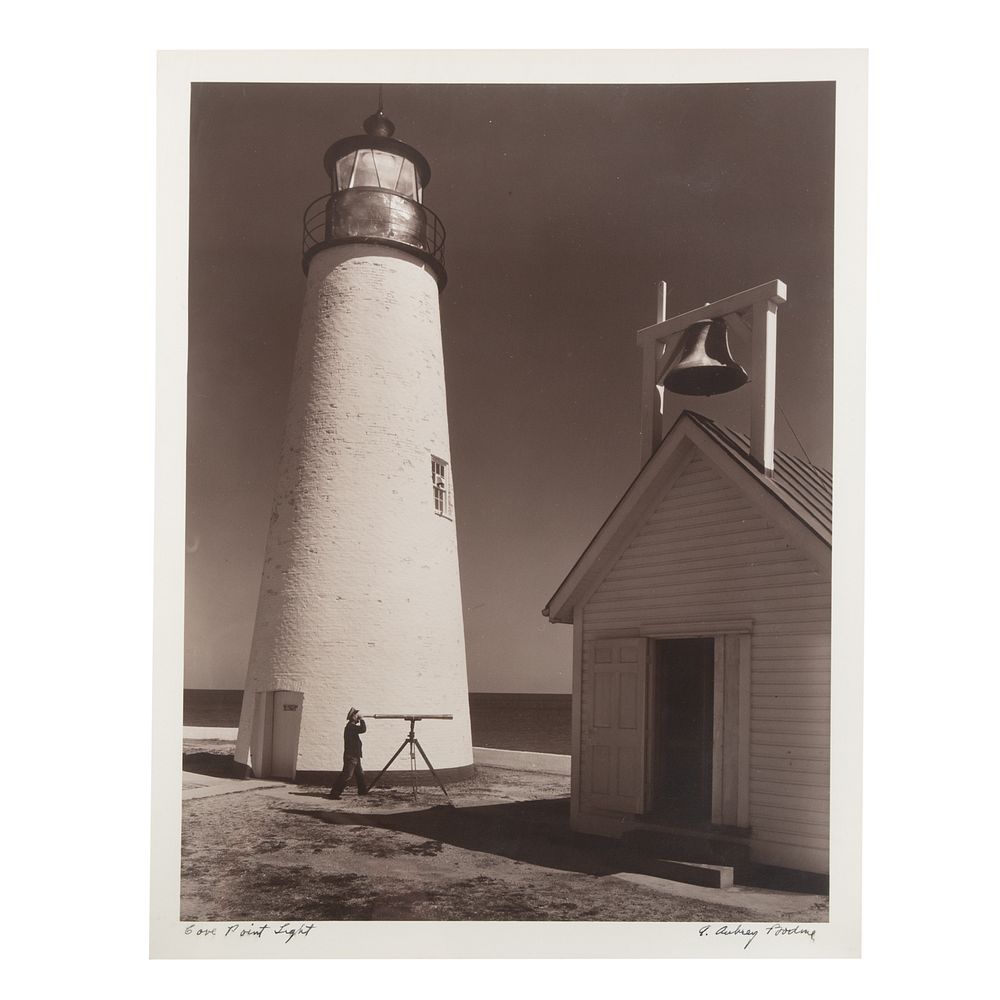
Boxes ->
[182,742,828,923]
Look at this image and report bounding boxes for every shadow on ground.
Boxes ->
[183,750,236,778]
[287,797,639,878]
[181,742,827,895]
[285,796,827,893]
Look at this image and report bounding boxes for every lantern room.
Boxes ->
[324,108,429,200]
[302,105,446,286]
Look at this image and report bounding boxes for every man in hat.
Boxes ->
[328,707,368,799]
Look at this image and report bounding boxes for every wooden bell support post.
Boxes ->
[637,278,788,475]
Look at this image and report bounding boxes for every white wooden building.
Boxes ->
[543,409,832,875]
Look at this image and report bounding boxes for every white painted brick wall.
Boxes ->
[235,244,474,775]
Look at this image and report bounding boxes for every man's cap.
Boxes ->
[347,707,359,720]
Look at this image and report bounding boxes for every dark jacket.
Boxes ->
[344,718,366,758]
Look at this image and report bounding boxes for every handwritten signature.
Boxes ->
[185,922,316,943]
[698,923,817,950]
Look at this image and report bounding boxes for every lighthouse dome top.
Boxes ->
[363,107,395,137]
[322,110,432,199]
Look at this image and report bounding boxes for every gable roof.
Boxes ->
[543,410,833,624]
[685,411,832,543]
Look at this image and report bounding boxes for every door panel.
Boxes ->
[619,673,638,728]
[594,673,613,727]
[270,690,303,779]
[582,637,649,814]
[617,746,640,798]
[591,744,611,795]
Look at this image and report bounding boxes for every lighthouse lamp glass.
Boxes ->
[334,149,421,201]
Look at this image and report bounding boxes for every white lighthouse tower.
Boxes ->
[234,102,474,785]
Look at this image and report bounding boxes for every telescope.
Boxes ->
[367,714,454,802]
[372,714,453,721]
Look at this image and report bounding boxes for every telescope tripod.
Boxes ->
[367,717,453,804]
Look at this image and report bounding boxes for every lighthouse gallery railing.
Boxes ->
[302,188,447,271]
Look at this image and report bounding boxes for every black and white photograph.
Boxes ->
[152,49,866,957]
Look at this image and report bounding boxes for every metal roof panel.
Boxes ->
[684,411,832,545]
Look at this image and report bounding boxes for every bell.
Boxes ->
[661,317,748,396]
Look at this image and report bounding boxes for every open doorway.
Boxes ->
[652,638,715,824]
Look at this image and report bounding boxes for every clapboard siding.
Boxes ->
[617,536,796,567]
[602,556,817,590]
[752,631,832,646]
[588,586,831,614]
[751,621,831,635]
[754,684,829,697]
[649,494,754,519]
[751,779,829,800]
[586,599,831,629]
[751,752,830,770]
[753,743,829,760]
[580,451,831,873]
[751,732,829,749]
[752,721,830,738]
[752,696,830,710]
[614,518,775,551]
[753,801,829,823]
[752,708,828,722]
[618,547,811,579]
[750,815,829,838]
[751,766,829,786]
[753,790,829,814]
[593,566,823,602]
[746,828,829,851]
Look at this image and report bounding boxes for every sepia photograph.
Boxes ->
[153,50,866,957]
[10,4,999,986]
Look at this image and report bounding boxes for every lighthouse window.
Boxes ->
[431,457,452,518]
[335,155,354,191]
[351,149,380,187]
[373,149,404,190]
[395,161,419,200]
[334,149,419,199]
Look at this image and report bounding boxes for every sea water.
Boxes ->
[183,690,571,755]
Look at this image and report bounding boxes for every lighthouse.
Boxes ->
[233,102,475,785]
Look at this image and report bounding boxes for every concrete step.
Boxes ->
[633,856,734,888]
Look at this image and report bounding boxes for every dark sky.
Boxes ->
[185,80,835,693]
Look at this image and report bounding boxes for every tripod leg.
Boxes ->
[412,738,453,804]
[409,737,417,801]
[366,738,410,791]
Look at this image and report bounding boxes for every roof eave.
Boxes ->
[542,410,832,625]
[542,413,700,624]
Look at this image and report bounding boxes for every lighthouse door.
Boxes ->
[268,691,304,780]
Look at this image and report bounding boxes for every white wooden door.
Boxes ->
[270,691,303,779]
[582,637,649,814]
